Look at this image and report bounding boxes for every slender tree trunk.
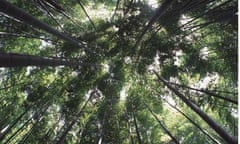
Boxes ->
[111,0,121,21]
[167,81,238,105]
[36,0,79,29]
[153,70,238,144]
[163,98,220,144]
[181,0,215,13]
[3,104,49,144]
[124,0,134,16]
[135,25,162,62]
[179,0,233,29]
[133,0,175,51]
[127,118,134,144]
[17,123,35,144]
[57,94,93,144]
[76,119,88,144]
[77,0,96,31]
[144,102,179,144]
[42,114,63,143]
[0,53,87,67]
[0,0,87,49]
[3,115,33,144]
[131,103,142,144]
[50,118,67,143]
[98,125,103,144]
[0,110,28,141]
[40,0,65,12]
[36,0,65,31]
[17,111,44,144]
[97,110,108,144]
[0,32,53,41]
[125,109,134,144]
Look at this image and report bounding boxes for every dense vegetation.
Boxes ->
[0,0,238,143]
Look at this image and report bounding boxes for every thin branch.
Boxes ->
[111,0,121,21]
[36,0,65,31]
[77,0,96,31]
[132,0,175,54]
[56,93,93,144]
[125,109,134,144]
[131,103,142,144]
[0,31,53,42]
[0,53,102,68]
[124,0,134,16]
[144,102,180,144]
[0,0,94,54]
[167,81,238,105]
[153,70,238,144]
[162,98,221,144]
[179,0,233,30]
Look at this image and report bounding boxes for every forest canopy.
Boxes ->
[0,0,238,143]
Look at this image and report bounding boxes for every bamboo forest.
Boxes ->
[0,0,238,143]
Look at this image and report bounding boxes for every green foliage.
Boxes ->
[161,64,178,79]
[0,0,237,143]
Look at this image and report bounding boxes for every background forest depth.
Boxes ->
[0,0,238,143]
